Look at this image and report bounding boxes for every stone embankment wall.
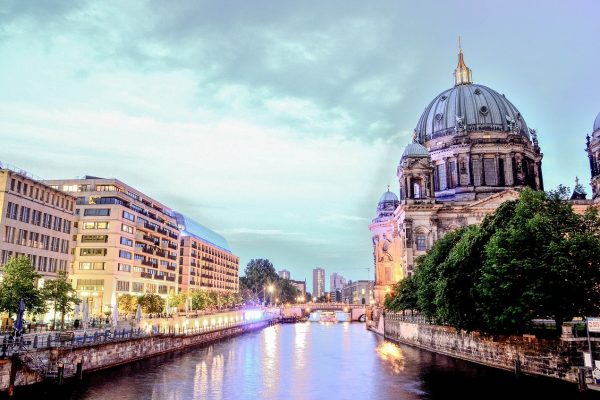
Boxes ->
[384,315,596,383]
[1,319,271,391]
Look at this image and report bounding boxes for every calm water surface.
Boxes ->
[16,322,595,399]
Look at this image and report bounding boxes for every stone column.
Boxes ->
[480,156,486,186]
[468,154,474,186]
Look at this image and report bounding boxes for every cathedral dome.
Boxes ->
[415,83,530,143]
[379,190,398,203]
[414,46,530,144]
[401,142,430,160]
[594,112,600,132]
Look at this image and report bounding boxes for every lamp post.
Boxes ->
[267,285,274,306]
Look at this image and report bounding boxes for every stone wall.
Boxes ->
[384,315,596,383]
[2,319,271,391]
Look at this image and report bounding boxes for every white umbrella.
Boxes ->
[135,304,142,323]
[112,302,119,328]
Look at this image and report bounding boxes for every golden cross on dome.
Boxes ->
[387,184,390,192]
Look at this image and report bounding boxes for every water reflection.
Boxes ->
[16,323,591,400]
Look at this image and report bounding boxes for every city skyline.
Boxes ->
[1,1,600,281]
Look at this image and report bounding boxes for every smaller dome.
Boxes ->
[401,142,429,160]
[594,112,600,132]
[379,190,398,203]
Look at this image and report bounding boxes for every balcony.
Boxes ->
[144,222,156,231]
[166,265,176,271]
[166,276,176,282]
[155,249,166,258]
[156,227,168,236]
[141,246,154,255]
[141,260,154,267]
[167,243,177,250]
[169,232,178,240]
[140,272,153,279]
[153,275,165,281]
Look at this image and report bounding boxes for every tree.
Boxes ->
[137,294,164,314]
[242,259,279,303]
[412,228,465,321]
[41,271,80,330]
[168,292,189,311]
[384,277,417,313]
[477,188,600,334]
[0,256,45,318]
[190,290,210,310]
[276,279,299,303]
[118,294,138,314]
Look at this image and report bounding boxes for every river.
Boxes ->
[15,322,595,399]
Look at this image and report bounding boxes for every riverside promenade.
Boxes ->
[0,308,277,395]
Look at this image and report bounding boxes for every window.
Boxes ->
[4,226,15,243]
[158,285,168,294]
[6,202,18,220]
[132,282,144,293]
[121,224,134,234]
[81,235,108,243]
[145,283,156,294]
[31,210,42,226]
[62,185,79,192]
[42,213,52,229]
[18,206,30,223]
[119,250,132,259]
[117,281,130,292]
[416,234,427,251]
[80,248,107,256]
[436,164,447,191]
[84,208,111,217]
[79,262,105,270]
[122,211,135,222]
[53,217,62,231]
[483,157,497,186]
[60,239,69,254]
[82,221,109,230]
[118,263,132,272]
[63,220,72,234]
[76,279,104,290]
[120,237,133,247]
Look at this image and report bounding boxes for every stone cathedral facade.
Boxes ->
[369,47,546,305]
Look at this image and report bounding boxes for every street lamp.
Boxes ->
[267,285,274,306]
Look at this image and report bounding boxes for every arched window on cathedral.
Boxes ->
[416,234,427,251]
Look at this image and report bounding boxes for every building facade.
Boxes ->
[278,269,290,280]
[175,212,239,294]
[312,267,325,300]
[329,272,346,292]
[369,47,544,305]
[342,280,374,305]
[44,177,180,315]
[0,166,76,281]
[289,279,306,299]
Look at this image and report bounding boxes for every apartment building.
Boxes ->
[278,269,290,280]
[175,212,239,294]
[342,280,374,305]
[44,177,179,315]
[0,166,76,281]
[312,267,325,299]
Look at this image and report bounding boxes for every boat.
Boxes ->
[320,311,337,323]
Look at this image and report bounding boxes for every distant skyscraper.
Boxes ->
[330,272,346,292]
[278,269,290,280]
[312,267,325,299]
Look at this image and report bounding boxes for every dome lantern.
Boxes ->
[454,37,472,86]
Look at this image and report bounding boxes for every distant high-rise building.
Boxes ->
[330,272,346,292]
[312,267,325,299]
[278,269,290,280]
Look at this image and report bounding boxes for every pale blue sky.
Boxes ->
[1,1,599,284]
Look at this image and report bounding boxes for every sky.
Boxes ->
[1,1,599,285]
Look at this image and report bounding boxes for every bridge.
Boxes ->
[281,303,368,322]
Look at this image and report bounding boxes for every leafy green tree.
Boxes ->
[0,256,45,318]
[137,294,164,314]
[190,290,209,310]
[41,271,80,330]
[242,259,279,303]
[168,292,189,310]
[413,228,465,321]
[477,188,600,334]
[118,294,137,314]
[276,279,299,303]
[384,277,417,313]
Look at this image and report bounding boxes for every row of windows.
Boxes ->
[80,248,107,256]
[0,251,68,273]
[79,262,105,270]
[11,178,74,211]
[80,221,109,230]
[83,208,111,217]
[115,281,171,294]
[4,227,70,253]
[5,203,72,233]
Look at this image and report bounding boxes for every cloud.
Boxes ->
[318,214,370,223]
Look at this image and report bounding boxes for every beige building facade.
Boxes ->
[175,212,239,294]
[0,166,75,281]
[44,177,180,315]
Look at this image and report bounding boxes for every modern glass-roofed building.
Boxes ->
[174,212,239,294]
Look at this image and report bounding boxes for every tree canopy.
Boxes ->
[0,256,45,317]
[384,188,600,335]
